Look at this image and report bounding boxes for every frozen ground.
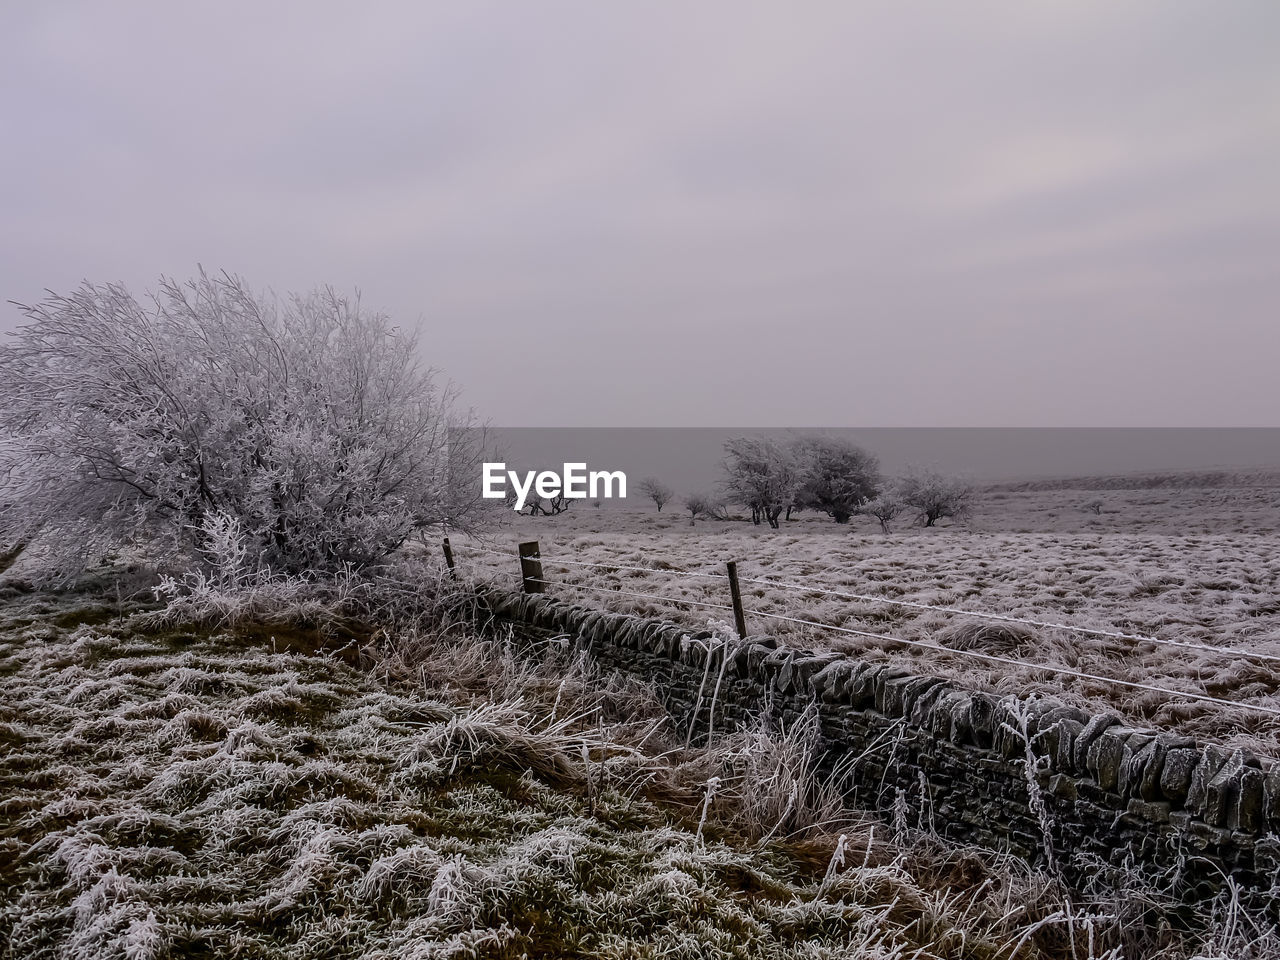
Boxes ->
[3,566,1275,957]
[460,477,1280,751]
[0,584,1129,960]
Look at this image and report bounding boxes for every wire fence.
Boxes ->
[529,576,740,614]
[454,539,1280,723]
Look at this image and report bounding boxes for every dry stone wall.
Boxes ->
[473,586,1280,902]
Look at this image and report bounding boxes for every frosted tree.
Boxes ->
[790,435,881,523]
[859,496,901,533]
[720,436,801,528]
[0,270,484,577]
[637,477,674,513]
[683,493,710,523]
[897,468,974,527]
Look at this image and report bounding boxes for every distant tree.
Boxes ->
[791,435,881,523]
[684,493,711,524]
[637,477,674,513]
[706,498,731,521]
[898,469,974,527]
[720,436,802,529]
[521,492,572,516]
[1083,499,1104,515]
[0,270,483,578]
[859,496,901,533]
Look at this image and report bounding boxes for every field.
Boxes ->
[4,575,1238,960]
[459,476,1280,751]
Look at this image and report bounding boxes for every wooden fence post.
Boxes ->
[726,560,748,640]
[441,537,455,575]
[519,541,544,594]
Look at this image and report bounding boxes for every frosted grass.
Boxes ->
[1,581,1273,958]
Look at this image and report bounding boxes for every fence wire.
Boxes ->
[527,577,738,614]
[448,538,1280,721]
[464,542,1280,667]
[749,609,1280,720]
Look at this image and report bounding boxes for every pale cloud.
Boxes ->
[1,1,1277,426]
[937,133,1140,212]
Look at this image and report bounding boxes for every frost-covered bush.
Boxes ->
[683,493,711,524]
[859,495,901,533]
[897,468,975,527]
[0,271,484,577]
[720,436,802,528]
[791,435,881,524]
[637,477,674,513]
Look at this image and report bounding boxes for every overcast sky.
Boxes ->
[2,2,1277,426]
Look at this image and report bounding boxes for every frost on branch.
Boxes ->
[0,270,485,578]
